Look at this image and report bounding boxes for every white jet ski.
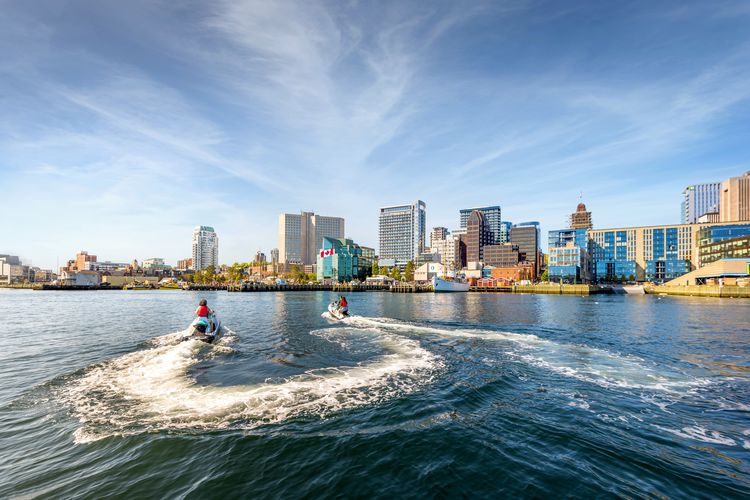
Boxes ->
[181,314,222,344]
[327,302,349,321]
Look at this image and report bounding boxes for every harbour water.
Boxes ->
[1,290,748,497]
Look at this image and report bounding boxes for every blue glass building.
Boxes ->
[547,228,592,282]
[317,237,366,282]
[590,230,638,281]
[643,227,691,281]
[548,244,591,283]
[548,228,588,249]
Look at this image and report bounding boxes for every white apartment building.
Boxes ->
[192,226,219,271]
[378,200,427,266]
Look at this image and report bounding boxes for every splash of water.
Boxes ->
[63,325,440,443]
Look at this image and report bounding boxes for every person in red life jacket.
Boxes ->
[194,299,214,331]
[338,295,349,316]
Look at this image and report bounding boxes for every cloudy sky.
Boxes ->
[3,0,750,268]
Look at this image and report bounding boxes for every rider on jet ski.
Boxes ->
[194,299,215,332]
[336,295,349,316]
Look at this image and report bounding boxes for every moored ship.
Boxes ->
[431,275,470,292]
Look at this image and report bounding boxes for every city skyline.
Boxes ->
[3,1,750,268]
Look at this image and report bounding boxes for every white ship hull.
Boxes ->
[432,276,470,292]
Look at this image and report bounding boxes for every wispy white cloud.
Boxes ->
[2,0,750,266]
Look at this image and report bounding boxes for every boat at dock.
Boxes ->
[432,275,470,292]
[123,282,154,290]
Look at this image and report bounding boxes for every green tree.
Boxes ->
[371,260,378,276]
[404,261,415,282]
[620,274,627,283]
[227,263,245,283]
[378,266,388,275]
[540,269,548,281]
[628,274,635,283]
[390,266,402,281]
[290,265,305,282]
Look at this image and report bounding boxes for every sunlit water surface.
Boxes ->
[1,290,748,498]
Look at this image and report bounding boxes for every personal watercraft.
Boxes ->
[181,314,222,343]
[327,302,349,321]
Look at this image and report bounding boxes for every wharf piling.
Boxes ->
[390,283,433,293]
[183,284,228,291]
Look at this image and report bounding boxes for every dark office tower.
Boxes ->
[459,206,504,244]
[466,210,493,263]
[511,222,540,271]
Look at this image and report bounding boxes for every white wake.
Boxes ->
[63,325,440,443]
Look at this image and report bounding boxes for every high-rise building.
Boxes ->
[278,211,345,265]
[569,203,593,230]
[459,206,504,244]
[466,210,492,264]
[511,222,540,271]
[378,200,426,266]
[430,227,448,247]
[270,248,279,264]
[255,251,266,263]
[499,221,512,244]
[192,226,219,271]
[682,182,720,224]
[719,171,750,222]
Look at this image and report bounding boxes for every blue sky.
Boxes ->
[3,0,750,269]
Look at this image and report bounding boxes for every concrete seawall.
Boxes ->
[471,284,611,295]
[645,285,750,298]
[513,284,611,295]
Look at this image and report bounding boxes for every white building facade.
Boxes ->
[192,226,219,271]
[278,212,345,265]
[682,182,720,224]
[378,200,426,267]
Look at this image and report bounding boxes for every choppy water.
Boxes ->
[1,290,749,498]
